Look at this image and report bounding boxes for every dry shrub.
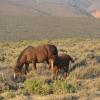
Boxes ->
[24,78,79,95]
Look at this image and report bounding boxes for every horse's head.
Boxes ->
[14,65,22,80]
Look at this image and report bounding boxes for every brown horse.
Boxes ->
[48,54,74,80]
[14,44,58,79]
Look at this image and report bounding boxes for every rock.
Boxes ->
[0,89,3,94]
[0,56,5,62]
[87,53,95,59]
[0,82,8,92]
[45,79,53,85]
[95,56,100,63]
[4,81,18,90]
[0,96,5,100]
[23,91,30,96]
[16,76,26,83]
[71,96,79,100]
[95,91,100,97]
[17,83,24,89]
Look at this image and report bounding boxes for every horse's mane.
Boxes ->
[17,46,33,64]
[17,49,25,64]
[17,46,30,64]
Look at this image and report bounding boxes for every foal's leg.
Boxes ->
[64,72,68,79]
[52,68,59,80]
[64,66,69,79]
[55,69,59,80]
[52,69,56,80]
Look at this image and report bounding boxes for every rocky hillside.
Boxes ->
[0,0,100,17]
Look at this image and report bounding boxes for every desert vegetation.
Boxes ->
[0,38,100,100]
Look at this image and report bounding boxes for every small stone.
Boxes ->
[95,91,100,97]
[4,82,18,90]
[95,56,100,63]
[0,96,5,100]
[18,83,24,89]
[72,96,79,100]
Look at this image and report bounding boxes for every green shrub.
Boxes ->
[52,80,67,94]
[5,91,16,98]
[17,89,29,96]
[24,79,43,94]
[52,80,78,94]
[24,79,53,95]
[24,78,79,95]
[66,83,77,93]
[35,83,53,95]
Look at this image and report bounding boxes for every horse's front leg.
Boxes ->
[19,63,24,73]
[25,63,29,74]
[48,59,54,70]
[32,61,37,70]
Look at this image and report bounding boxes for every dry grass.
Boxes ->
[0,38,100,100]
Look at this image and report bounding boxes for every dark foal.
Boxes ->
[49,54,74,80]
[14,44,58,79]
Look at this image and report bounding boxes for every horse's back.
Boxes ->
[35,45,48,62]
[17,44,58,63]
[35,44,58,62]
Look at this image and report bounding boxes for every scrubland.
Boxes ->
[0,38,100,100]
